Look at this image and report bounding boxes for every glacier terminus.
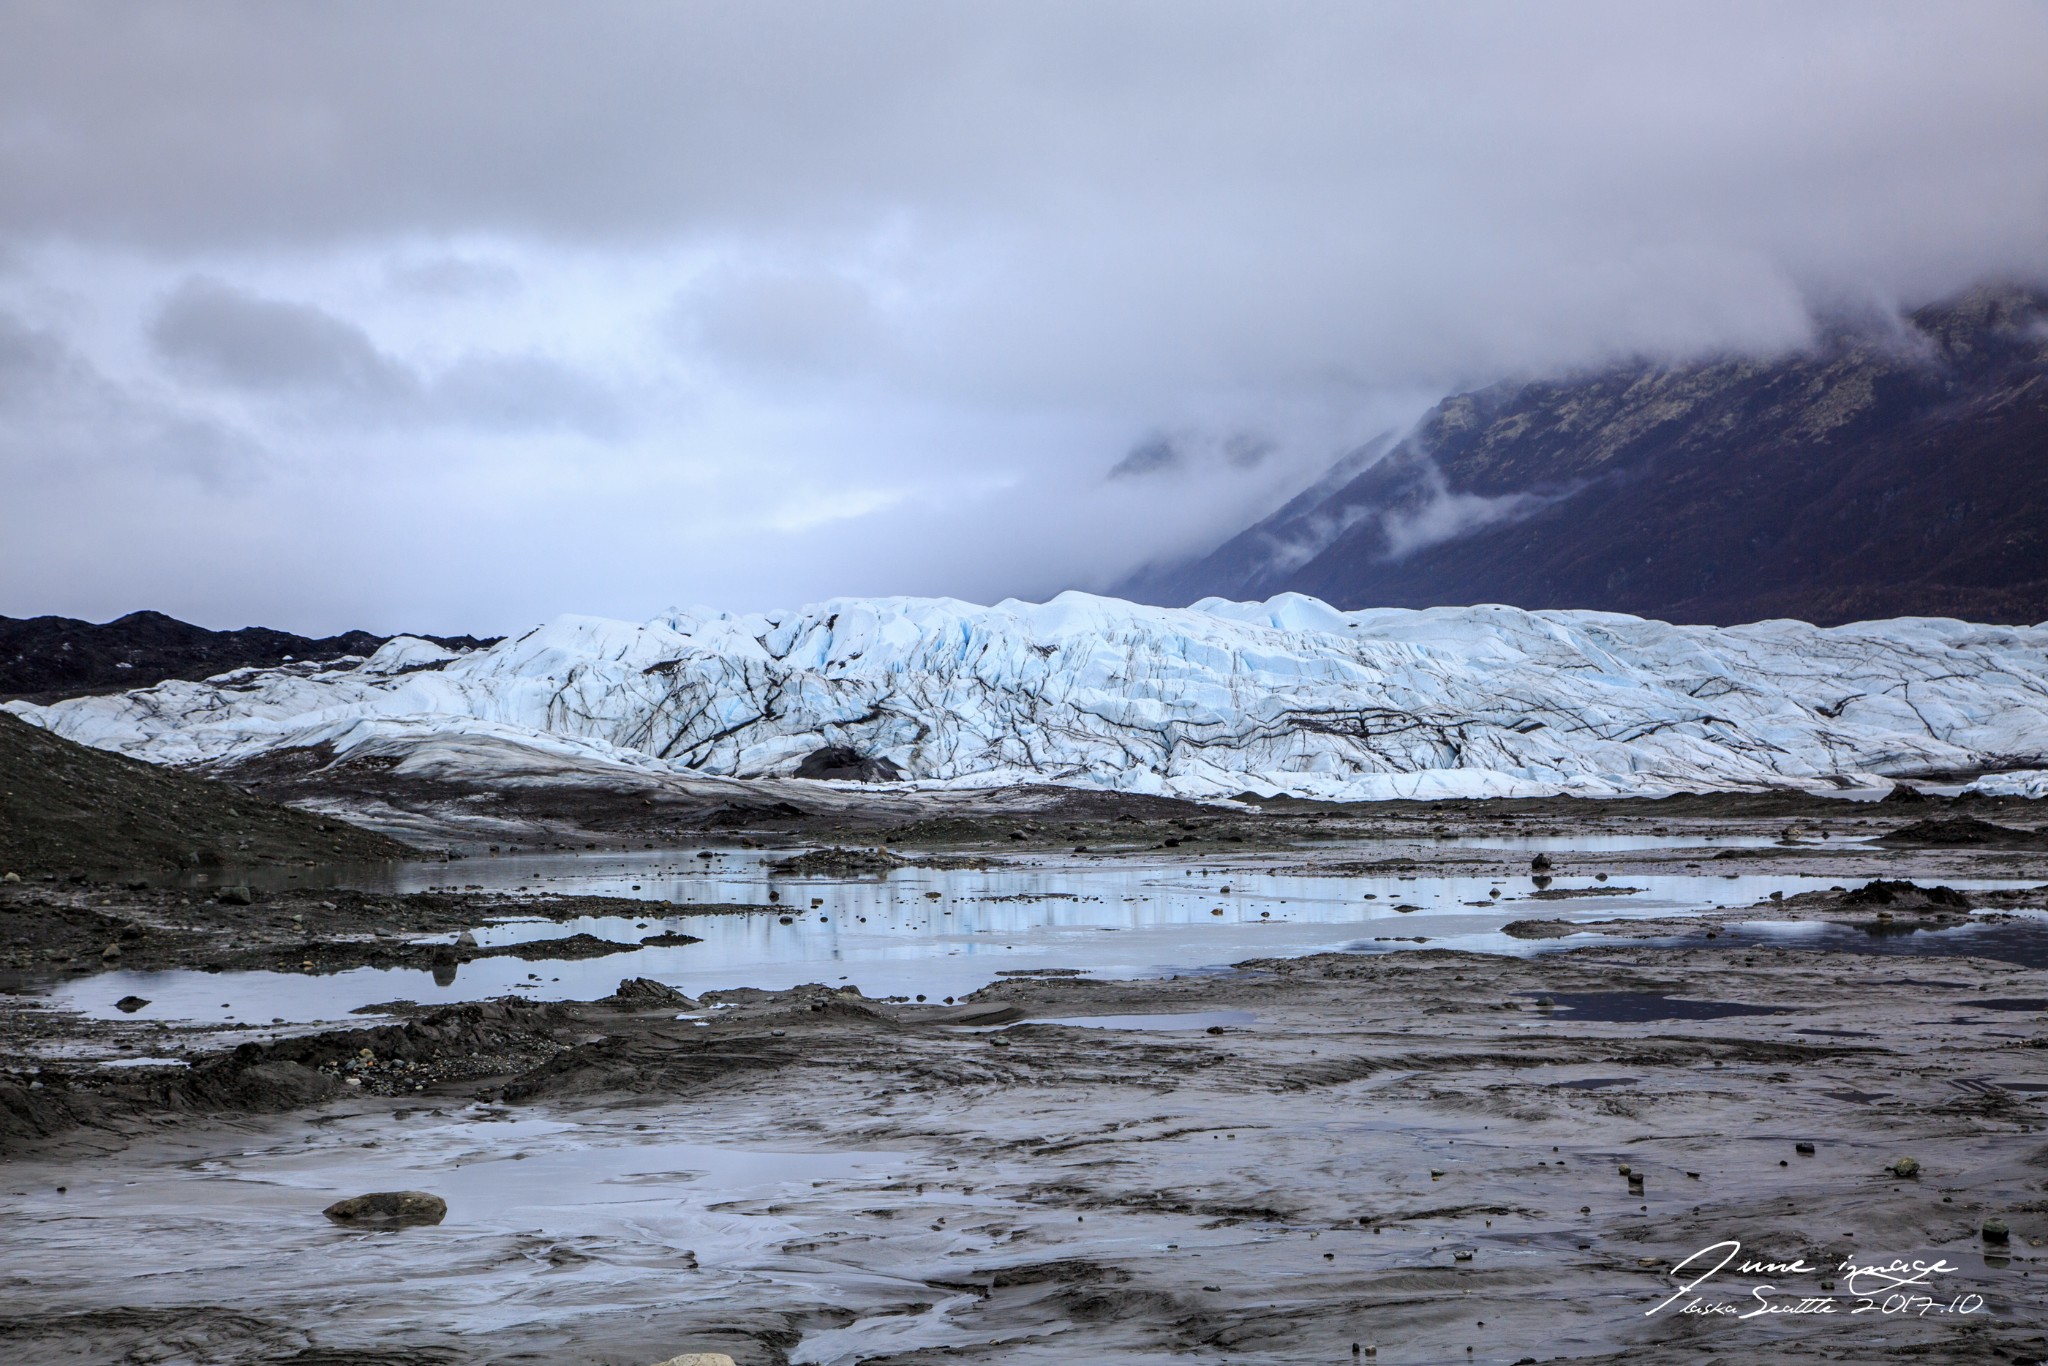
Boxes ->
[8,592,2046,803]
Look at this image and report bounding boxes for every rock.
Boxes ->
[1889,1156,1920,1178]
[647,1354,738,1366]
[455,930,478,948]
[218,885,254,906]
[1,871,19,883]
[100,942,122,960]
[322,1190,447,1228]
[114,995,150,1012]
[1530,853,1553,872]
[1795,1142,1815,1155]
[609,977,699,1010]
[792,746,905,783]
[1881,783,1929,804]
[1983,1216,2011,1245]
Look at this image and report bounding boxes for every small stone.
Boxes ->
[323,1190,446,1228]
[100,942,122,960]
[114,995,150,1013]
[1,871,19,883]
[647,1355,738,1366]
[1795,1142,1815,1155]
[1889,1157,1920,1178]
[1983,1217,2011,1245]
[219,886,254,906]
[455,930,478,948]
[1530,853,1553,872]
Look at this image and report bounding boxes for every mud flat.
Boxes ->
[4,800,2048,1363]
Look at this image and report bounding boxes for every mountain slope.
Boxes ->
[0,610,499,703]
[1121,284,2048,625]
[0,711,415,874]
[10,595,2048,803]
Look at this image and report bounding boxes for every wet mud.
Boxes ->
[5,792,2048,1363]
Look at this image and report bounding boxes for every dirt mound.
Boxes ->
[768,846,911,877]
[1839,879,1972,910]
[1878,816,2048,848]
[0,713,416,874]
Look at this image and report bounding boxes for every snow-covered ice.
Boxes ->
[9,593,2048,801]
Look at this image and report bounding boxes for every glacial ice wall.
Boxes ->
[9,592,2048,801]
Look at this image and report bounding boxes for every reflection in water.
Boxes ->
[42,845,2048,1027]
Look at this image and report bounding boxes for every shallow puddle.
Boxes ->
[38,848,2047,1026]
[1724,915,2048,970]
[1521,990,1792,1022]
[1012,1010,1258,1031]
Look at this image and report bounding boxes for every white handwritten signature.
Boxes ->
[1646,1240,1985,1319]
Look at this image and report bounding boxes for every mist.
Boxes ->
[2,1,2045,634]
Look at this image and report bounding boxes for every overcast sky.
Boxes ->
[3,2,2046,635]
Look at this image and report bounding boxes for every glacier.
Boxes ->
[7,592,2048,802]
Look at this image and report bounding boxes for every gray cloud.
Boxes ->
[152,277,415,401]
[383,254,522,298]
[146,277,619,436]
[432,352,623,438]
[0,2,2044,631]
[669,265,889,390]
[0,310,257,489]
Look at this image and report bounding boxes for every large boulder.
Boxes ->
[322,1190,448,1228]
[791,746,904,782]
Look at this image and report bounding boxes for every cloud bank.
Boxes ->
[1,1,2044,632]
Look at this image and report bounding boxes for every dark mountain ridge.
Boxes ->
[1121,282,2048,625]
[0,610,499,703]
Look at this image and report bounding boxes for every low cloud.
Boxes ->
[1107,429,1282,480]
[1106,434,1183,479]
[1376,461,1561,561]
[1,4,2045,631]
[148,276,620,437]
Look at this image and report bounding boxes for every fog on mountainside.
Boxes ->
[1122,284,2048,625]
